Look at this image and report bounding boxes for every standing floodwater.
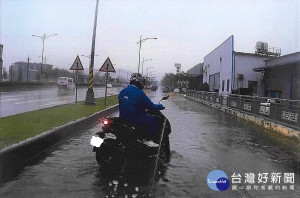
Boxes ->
[0,93,299,197]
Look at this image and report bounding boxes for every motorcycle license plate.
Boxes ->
[104,133,117,139]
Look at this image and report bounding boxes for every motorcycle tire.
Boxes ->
[96,143,125,173]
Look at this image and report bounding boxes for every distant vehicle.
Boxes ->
[151,85,158,92]
[163,87,169,93]
[173,88,180,93]
[107,84,112,88]
[259,98,280,115]
[57,77,75,90]
[260,98,280,106]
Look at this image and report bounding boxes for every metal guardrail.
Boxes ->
[186,91,300,130]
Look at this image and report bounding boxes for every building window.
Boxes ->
[220,57,222,63]
[227,79,230,92]
[222,80,225,91]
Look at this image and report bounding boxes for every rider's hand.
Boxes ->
[157,104,164,110]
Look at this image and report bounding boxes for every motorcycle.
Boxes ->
[90,95,171,178]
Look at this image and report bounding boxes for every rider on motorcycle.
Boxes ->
[118,73,164,147]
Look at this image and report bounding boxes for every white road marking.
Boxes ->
[39,101,66,107]
[14,99,51,105]
[0,98,20,102]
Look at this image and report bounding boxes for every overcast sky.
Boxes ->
[1,0,299,79]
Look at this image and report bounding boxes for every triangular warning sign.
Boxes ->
[99,57,116,72]
[70,55,84,70]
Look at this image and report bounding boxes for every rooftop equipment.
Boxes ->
[255,41,281,57]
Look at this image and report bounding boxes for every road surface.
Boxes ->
[0,87,120,118]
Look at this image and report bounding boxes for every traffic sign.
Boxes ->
[99,57,116,72]
[70,55,84,70]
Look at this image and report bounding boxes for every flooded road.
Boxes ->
[0,92,299,197]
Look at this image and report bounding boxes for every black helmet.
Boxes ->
[130,73,144,89]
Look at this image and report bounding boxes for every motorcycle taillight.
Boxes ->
[102,118,110,126]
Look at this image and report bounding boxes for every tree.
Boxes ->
[161,73,176,89]
[161,72,192,90]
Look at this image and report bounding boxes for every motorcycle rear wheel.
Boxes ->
[96,143,125,173]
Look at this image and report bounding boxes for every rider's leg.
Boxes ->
[144,118,159,141]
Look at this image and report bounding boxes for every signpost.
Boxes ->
[99,57,116,106]
[70,55,84,103]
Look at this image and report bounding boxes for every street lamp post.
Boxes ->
[141,58,152,75]
[137,35,157,73]
[32,33,58,80]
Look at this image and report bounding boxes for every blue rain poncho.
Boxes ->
[118,84,164,138]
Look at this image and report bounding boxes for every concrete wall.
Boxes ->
[203,36,234,94]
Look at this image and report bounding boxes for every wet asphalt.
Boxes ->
[0,87,120,117]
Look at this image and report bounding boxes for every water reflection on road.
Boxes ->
[0,93,299,197]
[0,87,120,117]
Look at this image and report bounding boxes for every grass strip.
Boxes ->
[0,95,118,150]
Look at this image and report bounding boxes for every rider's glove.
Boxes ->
[157,104,164,110]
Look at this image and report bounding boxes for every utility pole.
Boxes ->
[85,0,100,105]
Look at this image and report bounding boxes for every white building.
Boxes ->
[234,52,270,95]
[203,35,270,95]
[203,36,234,94]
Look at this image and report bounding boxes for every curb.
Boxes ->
[0,104,119,183]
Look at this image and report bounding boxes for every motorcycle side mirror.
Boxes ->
[161,95,170,101]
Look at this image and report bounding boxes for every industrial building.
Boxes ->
[202,35,278,95]
[187,62,203,90]
[187,35,300,100]
[253,52,300,100]
[199,35,288,96]
[9,61,53,82]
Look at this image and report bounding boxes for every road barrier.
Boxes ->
[186,91,300,133]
